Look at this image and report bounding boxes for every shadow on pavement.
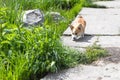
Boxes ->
[74,35,94,42]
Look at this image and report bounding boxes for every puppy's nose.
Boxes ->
[72,37,76,41]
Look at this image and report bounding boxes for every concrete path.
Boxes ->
[63,7,120,48]
[42,63,120,80]
[42,0,120,80]
[64,8,120,36]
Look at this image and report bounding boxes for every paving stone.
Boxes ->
[62,36,120,48]
[42,63,120,80]
[97,36,120,47]
[63,8,120,36]
[94,0,120,8]
[79,8,120,15]
[61,36,98,48]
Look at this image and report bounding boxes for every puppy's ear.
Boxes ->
[69,24,74,30]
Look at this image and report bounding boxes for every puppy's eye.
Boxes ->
[72,33,77,35]
[78,27,81,30]
[73,33,77,35]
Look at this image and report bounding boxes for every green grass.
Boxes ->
[63,43,108,66]
[80,44,107,64]
[0,0,107,80]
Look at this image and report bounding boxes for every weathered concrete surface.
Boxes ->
[94,0,120,8]
[97,36,120,47]
[42,63,120,80]
[61,36,98,48]
[64,8,120,36]
[62,36,120,48]
[104,47,120,63]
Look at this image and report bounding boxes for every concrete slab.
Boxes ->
[61,36,120,48]
[83,15,120,35]
[94,0,120,8]
[97,36,120,47]
[61,36,98,48]
[42,63,120,80]
[79,8,120,15]
[63,8,120,36]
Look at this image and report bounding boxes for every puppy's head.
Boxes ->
[70,24,83,41]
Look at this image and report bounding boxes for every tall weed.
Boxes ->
[0,25,64,79]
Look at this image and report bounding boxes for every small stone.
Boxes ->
[46,12,65,22]
[22,9,44,26]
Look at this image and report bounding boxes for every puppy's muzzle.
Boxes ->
[72,35,81,41]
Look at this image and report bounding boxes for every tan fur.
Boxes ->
[70,15,86,40]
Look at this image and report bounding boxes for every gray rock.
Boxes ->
[46,12,65,22]
[22,9,44,26]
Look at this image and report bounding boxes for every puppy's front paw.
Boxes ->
[72,37,76,41]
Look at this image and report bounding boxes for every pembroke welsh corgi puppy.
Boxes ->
[70,15,86,41]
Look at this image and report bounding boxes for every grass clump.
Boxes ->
[0,25,79,80]
[60,44,108,66]
[77,44,108,64]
